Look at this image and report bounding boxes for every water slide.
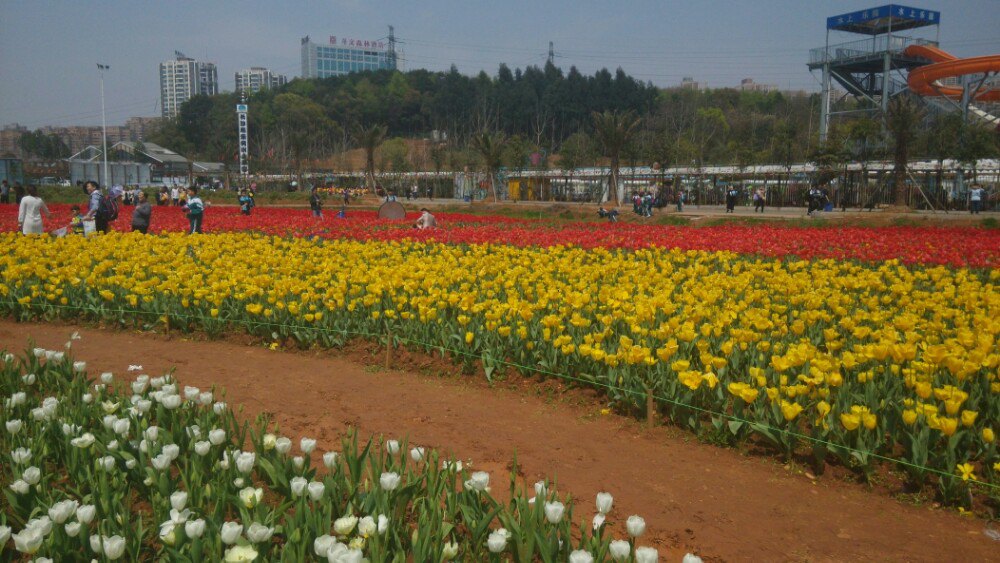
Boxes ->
[904,45,1000,125]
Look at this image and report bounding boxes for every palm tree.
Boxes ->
[591,110,640,206]
[470,131,506,202]
[886,97,924,208]
[352,123,387,194]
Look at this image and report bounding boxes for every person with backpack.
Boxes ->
[83,180,117,233]
[182,186,205,234]
[309,186,323,218]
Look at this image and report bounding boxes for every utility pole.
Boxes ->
[548,41,554,65]
[387,25,398,70]
[97,63,110,186]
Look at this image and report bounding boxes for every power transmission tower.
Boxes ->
[388,25,398,70]
[547,41,554,65]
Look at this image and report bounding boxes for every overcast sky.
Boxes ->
[1,0,998,128]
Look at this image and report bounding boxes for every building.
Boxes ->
[159,53,219,119]
[680,77,701,90]
[300,34,396,79]
[0,124,28,157]
[739,78,778,93]
[235,67,288,94]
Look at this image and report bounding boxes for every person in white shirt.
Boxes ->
[969,184,984,215]
[414,208,437,229]
[171,186,180,206]
[17,185,51,234]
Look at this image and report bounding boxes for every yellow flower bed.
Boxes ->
[2,232,998,497]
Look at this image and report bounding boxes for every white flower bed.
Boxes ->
[0,339,704,561]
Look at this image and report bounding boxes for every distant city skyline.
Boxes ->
[1,0,998,129]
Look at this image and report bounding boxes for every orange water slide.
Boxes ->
[904,44,1000,101]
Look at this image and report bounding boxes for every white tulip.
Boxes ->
[300,437,317,454]
[22,466,41,485]
[113,419,130,436]
[234,450,255,474]
[184,386,200,401]
[292,456,305,469]
[162,444,180,461]
[12,527,43,554]
[107,440,119,451]
[357,516,376,538]
[199,391,213,405]
[534,480,547,497]
[151,453,171,471]
[213,402,227,415]
[385,439,400,455]
[161,383,176,395]
[12,447,31,463]
[159,520,177,546]
[9,479,29,494]
[441,541,460,560]
[74,361,87,373]
[274,436,291,454]
[194,441,211,456]
[465,471,490,492]
[102,415,118,430]
[224,544,258,562]
[76,504,96,524]
[25,516,51,536]
[170,491,188,511]
[314,534,337,556]
[0,524,9,546]
[333,515,358,536]
[220,521,243,545]
[379,472,400,491]
[609,540,631,561]
[33,347,46,358]
[626,515,646,538]
[322,451,339,469]
[89,532,103,553]
[131,380,148,394]
[31,408,46,422]
[596,492,614,514]
[185,519,206,539]
[186,425,201,439]
[486,529,509,553]
[442,460,463,472]
[64,521,82,537]
[681,553,703,563]
[51,351,65,363]
[377,514,389,534]
[98,456,115,471]
[22,373,36,385]
[144,426,160,442]
[290,477,308,497]
[125,458,137,469]
[209,429,226,445]
[103,534,126,559]
[233,478,245,488]
[169,508,191,525]
[4,418,24,434]
[636,547,660,563]
[238,487,263,509]
[139,440,149,453]
[592,513,606,530]
[570,550,595,563]
[161,394,181,410]
[307,481,325,501]
[82,393,93,404]
[49,500,79,524]
[100,372,114,384]
[1,352,12,362]
[135,399,152,413]
[544,501,565,524]
[245,522,273,543]
[410,446,425,462]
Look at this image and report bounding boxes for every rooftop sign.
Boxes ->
[827,5,940,35]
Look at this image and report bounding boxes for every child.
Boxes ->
[182,187,205,234]
[238,189,253,215]
[69,205,84,235]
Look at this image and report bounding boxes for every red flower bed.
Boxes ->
[4,203,998,268]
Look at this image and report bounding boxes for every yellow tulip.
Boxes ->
[840,413,861,431]
[982,428,994,443]
[960,410,978,428]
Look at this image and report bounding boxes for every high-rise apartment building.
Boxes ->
[235,67,288,94]
[300,34,396,79]
[159,53,218,119]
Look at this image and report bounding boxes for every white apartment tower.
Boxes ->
[159,53,219,119]
[235,67,288,94]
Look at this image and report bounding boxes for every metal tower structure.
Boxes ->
[387,25,398,70]
[236,94,249,177]
[548,42,555,65]
[808,5,940,141]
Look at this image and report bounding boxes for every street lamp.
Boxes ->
[97,63,110,187]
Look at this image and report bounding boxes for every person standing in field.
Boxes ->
[131,191,152,233]
[1,180,9,204]
[969,184,984,214]
[182,186,205,234]
[753,187,765,213]
[83,180,111,233]
[310,186,323,218]
[17,185,51,235]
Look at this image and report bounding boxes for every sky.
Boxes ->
[1,0,998,129]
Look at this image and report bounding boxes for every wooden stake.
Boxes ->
[385,332,392,370]
[646,386,656,427]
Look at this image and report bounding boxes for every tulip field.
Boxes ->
[2,202,999,559]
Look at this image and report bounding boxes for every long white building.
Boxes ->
[159,53,218,119]
[235,67,288,94]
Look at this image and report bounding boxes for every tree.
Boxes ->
[591,109,640,206]
[273,93,334,184]
[886,96,924,207]
[470,130,506,202]
[352,123,388,193]
[845,118,883,208]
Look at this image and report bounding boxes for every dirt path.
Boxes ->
[3,320,996,562]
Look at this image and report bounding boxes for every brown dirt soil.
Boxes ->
[3,320,998,562]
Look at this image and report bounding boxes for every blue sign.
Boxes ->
[236,104,248,112]
[827,4,940,30]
